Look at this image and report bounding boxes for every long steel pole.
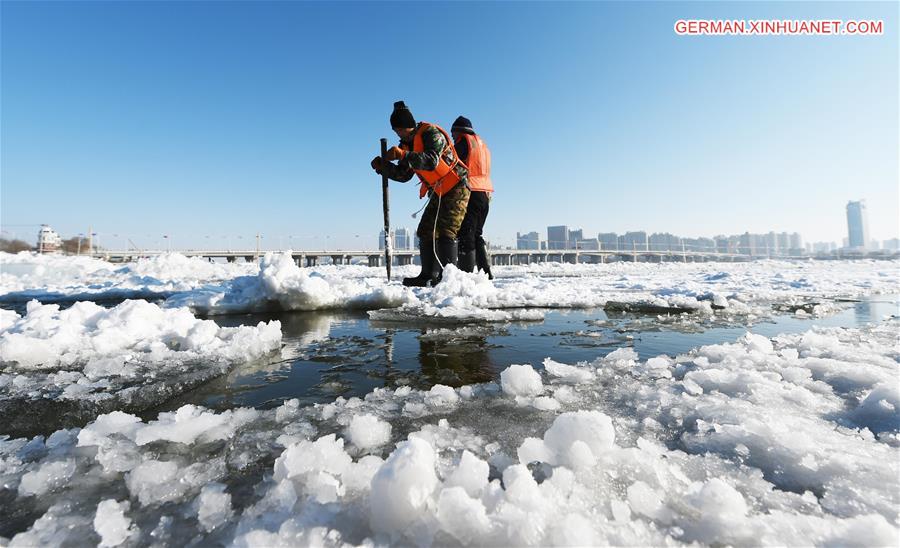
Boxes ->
[380,138,392,280]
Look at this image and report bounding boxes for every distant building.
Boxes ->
[619,231,648,252]
[378,228,412,251]
[395,228,411,250]
[517,231,541,250]
[739,232,761,256]
[789,232,803,254]
[547,225,568,250]
[776,232,791,253]
[846,200,870,249]
[883,238,900,252]
[695,237,716,252]
[576,238,599,250]
[568,229,583,246]
[37,225,62,254]
[764,231,778,255]
[714,236,730,254]
[811,241,836,253]
[649,232,679,252]
[598,232,618,251]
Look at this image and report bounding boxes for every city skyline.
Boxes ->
[518,226,806,254]
[0,199,888,254]
[6,215,897,255]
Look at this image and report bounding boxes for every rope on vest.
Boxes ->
[406,123,459,274]
[432,191,443,268]
[429,129,461,270]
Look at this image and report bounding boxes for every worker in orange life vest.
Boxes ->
[370,101,470,286]
[452,116,494,279]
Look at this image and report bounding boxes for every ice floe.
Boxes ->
[1,320,897,546]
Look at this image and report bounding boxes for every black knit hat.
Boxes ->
[390,101,416,129]
[451,116,475,134]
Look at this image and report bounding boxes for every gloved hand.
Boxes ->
[384,146,406,161]
[371,156,383,172]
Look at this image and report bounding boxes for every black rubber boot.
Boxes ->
[431,237,458,286]
[476,241,494,280]
[403,240,436,287]
[458,249,476,273]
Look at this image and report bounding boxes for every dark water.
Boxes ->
[151,295,900,416]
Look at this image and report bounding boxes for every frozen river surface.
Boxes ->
[0,253,898,546]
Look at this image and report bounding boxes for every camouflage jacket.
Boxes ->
[382,123,469,190]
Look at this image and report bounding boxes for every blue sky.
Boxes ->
[2,1,897,250]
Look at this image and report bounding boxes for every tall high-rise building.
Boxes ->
[517,231,541,250]
[846,200,870,249]
[547,225,569,250]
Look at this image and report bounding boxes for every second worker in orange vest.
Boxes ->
[452,116,494,279]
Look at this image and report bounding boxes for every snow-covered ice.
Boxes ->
[94,499,136,546]
[2,320,897,546]
[0,299,281,436]
[4,252,897,323]
[165,252,415,315]
[166,254,900,322]
[0,252,257,304]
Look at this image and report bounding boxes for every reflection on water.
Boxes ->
[151,295,899,415]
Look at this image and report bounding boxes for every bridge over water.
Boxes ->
[93,248,755,266]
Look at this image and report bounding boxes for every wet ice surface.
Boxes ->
[1,254,899,546]
[154,296,900,417]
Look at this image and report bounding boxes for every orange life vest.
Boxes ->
[459,133,493,193]
[403,123,462,199]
